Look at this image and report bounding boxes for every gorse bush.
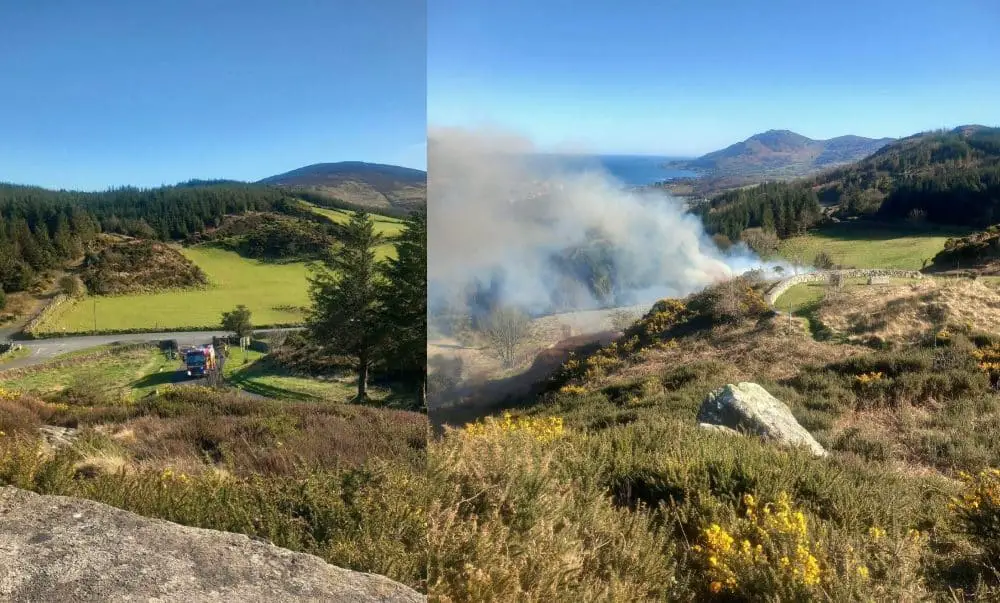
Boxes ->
[427,415,948,601]
[0,387,429,591]
[691,492,928,600]
[428,423,685,602]
[0,435,428,589]
[952,468,1000,569]
[461,412,565,443]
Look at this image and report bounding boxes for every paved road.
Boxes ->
[0,328,303,372]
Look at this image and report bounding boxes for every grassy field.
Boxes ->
[305,203,406,238]
[2,347,181,400]
[776,223,968,270]
[0,347,31,365]
[35,246,312,333]
[772,276,919,311]
[225,351,390,402]
[5,341,393,406]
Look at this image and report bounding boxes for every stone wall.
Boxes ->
[21,294,68,338]
[764,269,923,308]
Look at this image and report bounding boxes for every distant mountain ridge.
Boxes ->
[258,161,426,212]
[668,130,895,178]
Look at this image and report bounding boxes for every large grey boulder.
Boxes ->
[697,382,828,457]
[0,486,425,603]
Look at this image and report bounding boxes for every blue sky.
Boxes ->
[0,0,426,190]
[429,0,1000,157]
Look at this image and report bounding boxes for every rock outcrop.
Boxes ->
[0,486,424,603]
[697,382,828,457]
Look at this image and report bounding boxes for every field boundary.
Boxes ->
[21,294,69,338]
[765,268,924,308]
[22,324,305,340]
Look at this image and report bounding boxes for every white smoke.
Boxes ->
[428,127,793,320]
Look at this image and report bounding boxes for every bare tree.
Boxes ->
[482,306,532,368]
[740,227,780,257]
[813,251,835,270]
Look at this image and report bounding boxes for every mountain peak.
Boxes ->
[257,161,426,212]
[667,129,896,178]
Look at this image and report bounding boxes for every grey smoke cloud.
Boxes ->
[428,126,791,317]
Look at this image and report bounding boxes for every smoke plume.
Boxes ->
[428,127,790,325]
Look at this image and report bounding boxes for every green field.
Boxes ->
[300,203,399,259]
[2,347,180,400]
[774,276,927,310]
[305,203,406,238]
[36,246,312,333]
[776,223,968,270]
[227,355,387,402]
[5,342,373,404]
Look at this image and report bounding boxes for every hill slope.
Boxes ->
[668,130,894,179]
[808,125,1000,225]
[694,125,1000,243]
[259,161,427,212]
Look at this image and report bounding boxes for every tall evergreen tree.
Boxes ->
[307,210,386,400]
[379,211,427,409]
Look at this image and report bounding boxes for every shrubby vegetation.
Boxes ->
[428,275,1000,600]
[190,212,340,261]
[929,225,1000,271]
[80,238,208,295]
[0,384,428,590]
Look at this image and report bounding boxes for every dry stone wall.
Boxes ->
[764,269,923,308]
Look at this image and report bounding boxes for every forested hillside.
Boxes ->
[695,126,1000,249]
[808,125,1000,225]
[0,183,289,295]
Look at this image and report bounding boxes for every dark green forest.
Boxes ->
[698,182,822,242]
[809,126,1000,225]
[0,181,405,296]
[0,182,292,294]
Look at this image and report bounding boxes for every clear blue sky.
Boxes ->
[0,0,426,191]
[429,0,1000,157]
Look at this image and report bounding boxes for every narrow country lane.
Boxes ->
[0,328,303,373]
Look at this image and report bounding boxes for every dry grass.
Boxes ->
[607,315,870,389]
[819,278,1000,343]
[0,290,43,327]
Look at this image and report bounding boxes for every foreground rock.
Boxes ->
[0,487,424,603]
[697,382,828,457]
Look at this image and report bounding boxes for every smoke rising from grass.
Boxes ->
[428,127,792,324]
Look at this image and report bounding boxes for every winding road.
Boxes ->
[1,328,304,373]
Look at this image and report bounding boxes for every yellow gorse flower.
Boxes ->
[0,387,20,401]
[854,371,885,385]
[692,491,921,596]
[462,413,565,443]
[952,467,1000,512]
